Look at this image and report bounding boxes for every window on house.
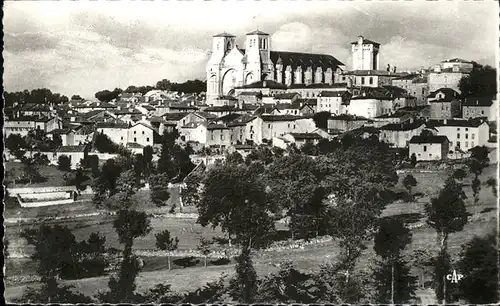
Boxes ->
[146,137,150,142]
[268,124,271,128]
[134,131,136,134]
[457,141,461,148]
[288,124,290,128]
[221,134,224,141]
[471,134,475,139]
[405,133,409,138]
[142,131,145,135]
[465,141,468,148]
[121,136,123,140]
[211,134,214,140]
[465,134,468,139]
[465,128,468,131]
[134,137,137,142]
[457,133,460,139]
[429,153,432,157]
[457,128,460,131]
[418,153,421,156]
[369,77,373,85]
[471,141,475,147]
[481,111,485,115]
[293,125,296,129]
[361,77,365,85]
[423,145,427,152]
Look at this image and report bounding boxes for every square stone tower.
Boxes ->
[351,36,380,71]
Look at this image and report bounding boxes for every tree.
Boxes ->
[21,225,78,281]
[425,176,468,303]
[468,146,490,204]
[114,169,139,208]
[300,141,318,156]
[197,237,213,267]
[95,88,122,102]
[114,210,152,258]
[6,134,27,159]
[64,167,91,191]
[373,218,416,303]
[319,138,399,297]
[71,94,83,100]
[157,131,195,182]
[266,154,327,240]
[486,177,497,197]
[17,277,93,304]
[312,111,331,129]
[99,209,151,302]
[149,174,171,207]
[457,233,498,303]
[142,145,154,176]
[156,79,172,91]
[20,156,44,184]
[458,63,497,98]
[452,168,467,181]
[197,163,276,302]
[410,153,417,167]
[155,230,179,270]
[257,262,316,303]
[58,155,72,172]
[94,132,119,153]
[228,247,258,303]
[226,151,244,164]
[402,174,418,198]
[33,152,50,166]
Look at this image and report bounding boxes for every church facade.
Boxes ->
[206,30,345,105]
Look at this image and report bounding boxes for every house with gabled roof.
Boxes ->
[409,135,450,161]
[425,118,489,151]
[427,88,461,119]
[378,118,427,148]
[462,97,496,121]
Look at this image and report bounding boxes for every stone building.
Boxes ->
[351,36,380,71]
[206,30,345,105]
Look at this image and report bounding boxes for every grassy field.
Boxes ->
[5,161,67,188]
[5,215,496,302]
[4,163,498,302]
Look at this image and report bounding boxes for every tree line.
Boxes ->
[94,79,206,102]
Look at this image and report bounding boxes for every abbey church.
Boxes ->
[206,30,350,104]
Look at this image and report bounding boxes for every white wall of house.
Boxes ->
[379,125,425,148]
[463,105,496,121]
[409,143,445,161]
[97,127,129,145]
[128,123,154,146]
[434,123,489,151]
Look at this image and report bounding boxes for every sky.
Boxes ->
[3,0,499,99]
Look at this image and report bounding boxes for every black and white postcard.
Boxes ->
[3,0,499,304]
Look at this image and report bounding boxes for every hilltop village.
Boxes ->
[4,30,498,305]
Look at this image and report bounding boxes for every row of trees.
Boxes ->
[94,79,207,102]
[4,88,70,107]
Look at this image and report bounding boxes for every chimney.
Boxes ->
[263,81,267,88]
[358,36,364,46]
[443,119,447,125]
